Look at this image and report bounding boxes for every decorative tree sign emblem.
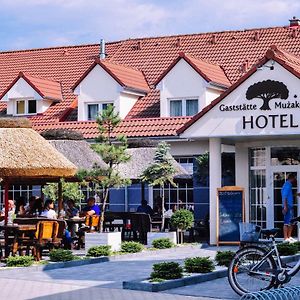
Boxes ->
[246,80,289,110]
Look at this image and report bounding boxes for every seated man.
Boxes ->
[65,199,79,218]
[137,200,154,216]
[82,197,101,216]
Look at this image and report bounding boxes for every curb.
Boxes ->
[123,253,300,292]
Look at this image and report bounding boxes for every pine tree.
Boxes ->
[140,142,177,230]
[77,105,131,232]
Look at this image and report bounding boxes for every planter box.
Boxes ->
[85,231,121,253]
[147,231,177,247]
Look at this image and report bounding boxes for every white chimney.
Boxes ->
[100,39,106,60]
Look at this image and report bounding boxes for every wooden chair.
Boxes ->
[85,215,100,231]
[34,220,59,261]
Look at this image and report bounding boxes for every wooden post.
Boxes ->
[4,180,9,225]
[58,180,63,213]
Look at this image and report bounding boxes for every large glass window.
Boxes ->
[169,98,198,117]
[175,157,194,174]
[271,147,300,165]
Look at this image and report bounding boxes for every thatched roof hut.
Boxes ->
[118,147,190,180]
[0,118,77,179]
[48,140,107,170]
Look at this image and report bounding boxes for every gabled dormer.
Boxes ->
[155,52,231,117]
[72,58,149,121]
[0,72,62,116]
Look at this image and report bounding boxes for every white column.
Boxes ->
[235,143,249,222]
[209,137,222,245]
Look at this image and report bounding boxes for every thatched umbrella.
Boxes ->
[0,118,77,223]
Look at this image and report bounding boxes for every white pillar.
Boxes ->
[209,138,222,245]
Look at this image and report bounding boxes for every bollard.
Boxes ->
[241,286,300,300]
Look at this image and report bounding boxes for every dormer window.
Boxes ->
[87,102,113,120]
[16,99,37,115]
[170,98,198,117]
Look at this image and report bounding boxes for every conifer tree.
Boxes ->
[140,142,177,230]
[78,105,131,232]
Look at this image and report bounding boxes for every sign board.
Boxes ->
[217,186,245,245]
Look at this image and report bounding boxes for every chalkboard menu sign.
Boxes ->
[217,186,245,245]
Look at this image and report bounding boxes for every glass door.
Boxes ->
[272,169,299,239]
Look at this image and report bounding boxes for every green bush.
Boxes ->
[86,245,112,257]
[152,238,174,249]
[293,241,300,252]
[170,209,194,230]
[121,241,144,253]
[49,249,75,262]
[277,243,298,256]
[150,262,183,280]
[6,255,34,267]
[184,257,215,273]
[215,251,235,267]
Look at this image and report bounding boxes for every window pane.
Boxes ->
[186,99,198,116]
[102,103,113,110]
[170,100,182,116]
[28,100,37,114]
[87,104,98,121]
[16,101,25,114]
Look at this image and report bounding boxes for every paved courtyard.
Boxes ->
[1,244,300,300]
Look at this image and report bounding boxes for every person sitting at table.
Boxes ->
[82,197,101,216]
[15,196,26,216]
[0,200,16,224]
[137,200,154,216]
[65,199,79,218]
[41,200,57,219]
[24,196,36,215]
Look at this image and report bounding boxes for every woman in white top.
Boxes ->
[41,199,57,219]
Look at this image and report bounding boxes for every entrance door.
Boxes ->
[272,169,299,238]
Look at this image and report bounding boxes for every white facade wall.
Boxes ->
[158,59,223,117]
[75,65,140,121]
[2,78,51,115]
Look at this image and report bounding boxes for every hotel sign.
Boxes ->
[219,80,299,130]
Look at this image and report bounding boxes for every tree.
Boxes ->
[42,179,85,205]
[246,80,289,110]
[77,105,131,232]
[140,142,177,231]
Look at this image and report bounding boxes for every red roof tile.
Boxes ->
[154,52,231,87]
[72,58,149,93]
[0,72,63,102]
[177,45,300,134]
[33,116,191,139]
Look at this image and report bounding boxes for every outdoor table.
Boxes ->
[0,223,37,257]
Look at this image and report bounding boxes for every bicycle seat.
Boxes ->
[261,228,280,237]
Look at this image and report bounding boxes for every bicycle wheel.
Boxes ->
[228,246,277,295]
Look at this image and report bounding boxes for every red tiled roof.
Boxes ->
[0,72,63,102]
[33,116,191,139]
[72,58,149,93]
[0,25,300,134]
[177,45,300,134]
[154,52,231,87]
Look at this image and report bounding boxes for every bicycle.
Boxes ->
[228,217,300,296]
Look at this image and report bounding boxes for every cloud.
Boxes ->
[0,0,299,50]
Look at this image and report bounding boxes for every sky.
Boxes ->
[1,0,300,51]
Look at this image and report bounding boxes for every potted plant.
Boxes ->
[140,142,178,246]
[78,105,131,252]
[170,209,194,244]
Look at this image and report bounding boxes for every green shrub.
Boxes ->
[152,238,174,249]
[184,257,215,273]
[170,209,194,230]
[277,243,298,256]
[215,251,235,267]
[150,262,183,280]
[86,245,112,257]
[49,249,75,262]
[293,241,300,252]
[121,241,144,253]
[6,255,34,267]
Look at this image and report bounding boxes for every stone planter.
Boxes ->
[85,231,121,253]
[147,231,177,247]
